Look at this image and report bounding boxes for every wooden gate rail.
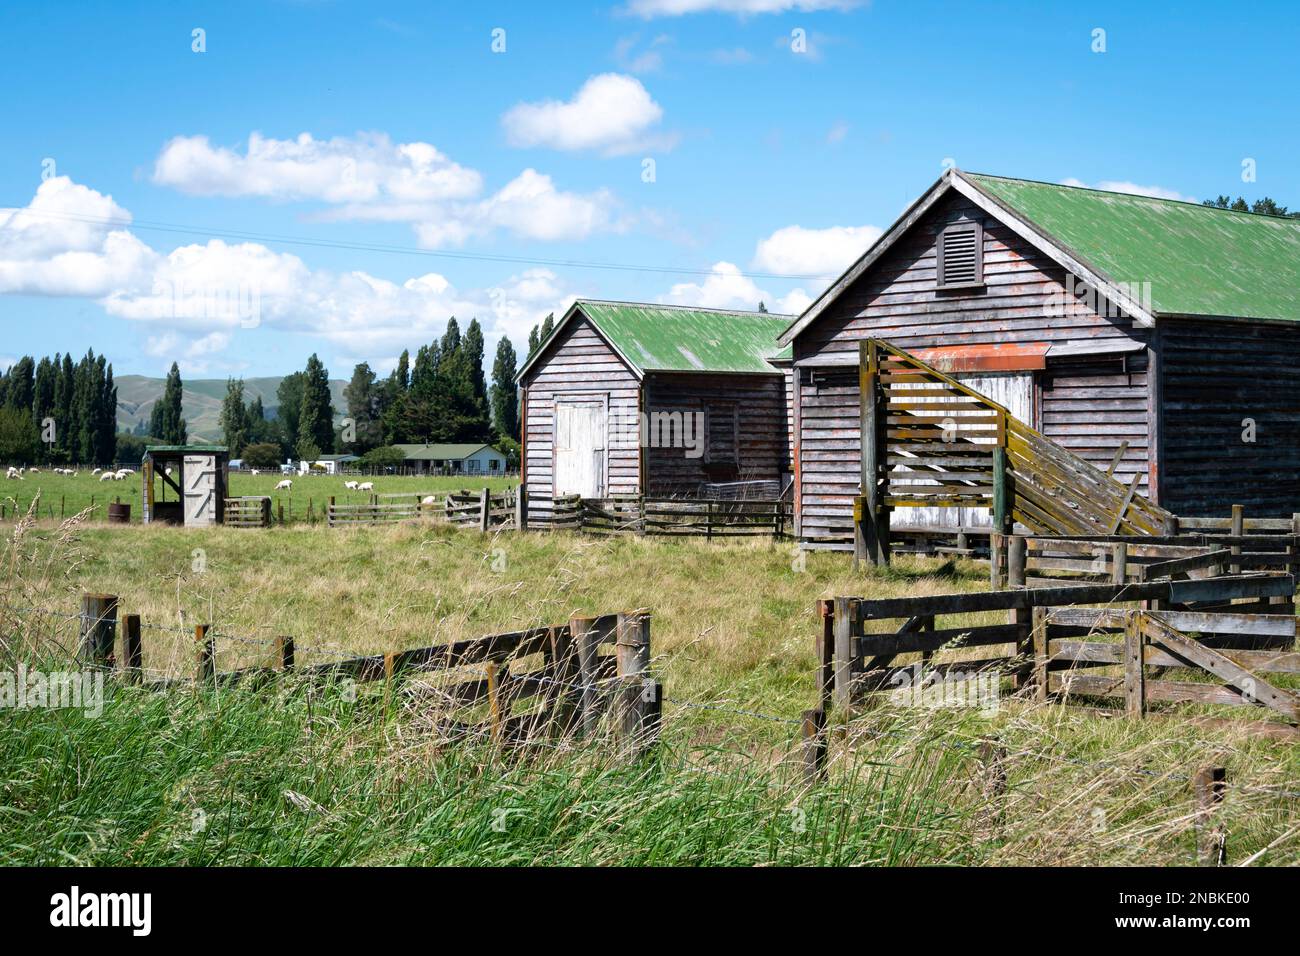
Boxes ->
[1043,607,1300,721]
[529,495,791,538]
[223,497,273,528]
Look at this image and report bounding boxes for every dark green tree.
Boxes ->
[344,362,380,452]
[220,378,249,456]
[149,362,187,445]
[276,372,305,456]
[298,354,335,456]
[490,335,519,441]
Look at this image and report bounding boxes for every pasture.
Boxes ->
[2,516,1298,866]
[0,469,519,523]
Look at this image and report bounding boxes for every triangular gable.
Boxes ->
[777,169,1157,347]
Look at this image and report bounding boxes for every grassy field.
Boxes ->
[0,470,518,523]
[2,515,1298,866]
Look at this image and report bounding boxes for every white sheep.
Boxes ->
[28,467,39,474]
[274,479,293,491]
[250,469,260,476]
[99,472,115,482]
[114,470,129,480]
[421,495,438,506]
[357,481,374,492]
[344,480,359,490]
[92,467,101,475]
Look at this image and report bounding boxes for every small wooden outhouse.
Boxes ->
[141,445,229,527]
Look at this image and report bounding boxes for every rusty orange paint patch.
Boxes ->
[910,342,1050,373]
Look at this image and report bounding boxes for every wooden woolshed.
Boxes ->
[779,169,1300,550]
[141,445,229,527]
[517,300,795,519]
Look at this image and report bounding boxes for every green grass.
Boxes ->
[1,517,1298,866]
[0,471,518,524]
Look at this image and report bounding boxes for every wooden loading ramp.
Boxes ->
[855,338,1176,564]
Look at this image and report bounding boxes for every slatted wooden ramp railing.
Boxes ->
[855,339,1175,564]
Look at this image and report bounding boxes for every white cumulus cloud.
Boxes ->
[1060,178,1198,203]
[501,73,673,156]
[153,132,483,203]
[660,261,809,315]
[751,223,881,279]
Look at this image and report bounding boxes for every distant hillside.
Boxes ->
[116,375,348,443]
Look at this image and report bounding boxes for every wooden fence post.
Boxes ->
[817,600,835,714]
[485,661,503,743]
[989,532,1005,589]
[479,487,490,532]
[123,613,142,683]
[550,621,583,736]
[275,636,295,671]
[992,445,1010,534]
[615,612,656,757]
[832,597,854,714]
[575,617,601,737]
[1111,541,1128,584]
[1123,612,1145,718]
[78,593,119,667]
[195,624,215,685]
[1007,535,1026,588]
[516,483,528,532]
[1193,766,1228,866]
[1230,504,1244,574]
[800,708,828,785]
[858,340,889,567]
[1030,605,1050,702]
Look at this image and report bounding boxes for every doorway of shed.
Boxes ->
[554,401,606,498]
[890,371,1034,530]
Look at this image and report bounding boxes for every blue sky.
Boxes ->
[2,0,1298,380]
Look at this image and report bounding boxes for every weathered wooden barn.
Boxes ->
[779,170,1300,549]
[517,300,794,516]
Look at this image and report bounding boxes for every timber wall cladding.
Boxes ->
[522,315,640,514]
[1159,319,1300,517]
[642,372,789,494]
[1040,354,1150,494]
[794,191,1153,546]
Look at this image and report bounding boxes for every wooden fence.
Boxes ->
[73,594,661,753]
[992,531,1299,592]
[817,573,1297,722]
[326,488,517,530]
[224,496,273,528]
[536,495,791,538]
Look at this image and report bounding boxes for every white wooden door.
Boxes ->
[554,403,606,498]
[890,372,1034,530]
[183,455,218,526]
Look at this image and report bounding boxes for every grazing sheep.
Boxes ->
[28,467,39,474]
[344,480,359,490]
[92,467,102,476]
[274,479,293,491]
[421,495,438,506]
[250,469,260,476]
[357,481,374,492]
[99,472,115,482]
[114,470,129,480]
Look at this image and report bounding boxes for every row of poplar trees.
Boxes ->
[0,351,119,466]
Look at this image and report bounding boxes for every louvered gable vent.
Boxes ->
[937,222,984,288]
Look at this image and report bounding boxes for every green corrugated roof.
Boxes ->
[391,443,502,460]
[579,300,792,373]
[967,173,1300,322]
[522,300,793,380]
[145,444,227,454]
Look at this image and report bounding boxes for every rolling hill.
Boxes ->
[115,375,348,443]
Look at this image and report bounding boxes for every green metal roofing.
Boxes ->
[145,444,228,454]
[521,300,793,381]
[391,443,503,460]
[966,173,1300,322]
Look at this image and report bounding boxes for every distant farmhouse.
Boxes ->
[779,169,1300,548]
[392,443,508,476]
[517,300,794,518]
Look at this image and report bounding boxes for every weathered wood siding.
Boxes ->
[1040,354,1150,495]
[642,372,790,495]
[793,191,1152,546]
[520,315,640,515]
[1158,318,1300,517]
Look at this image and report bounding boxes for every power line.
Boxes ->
[4,206,826,282]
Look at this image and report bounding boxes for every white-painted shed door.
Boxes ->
[555,403,606,498]
[183,455,218,526]
[890,372,1034,530]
